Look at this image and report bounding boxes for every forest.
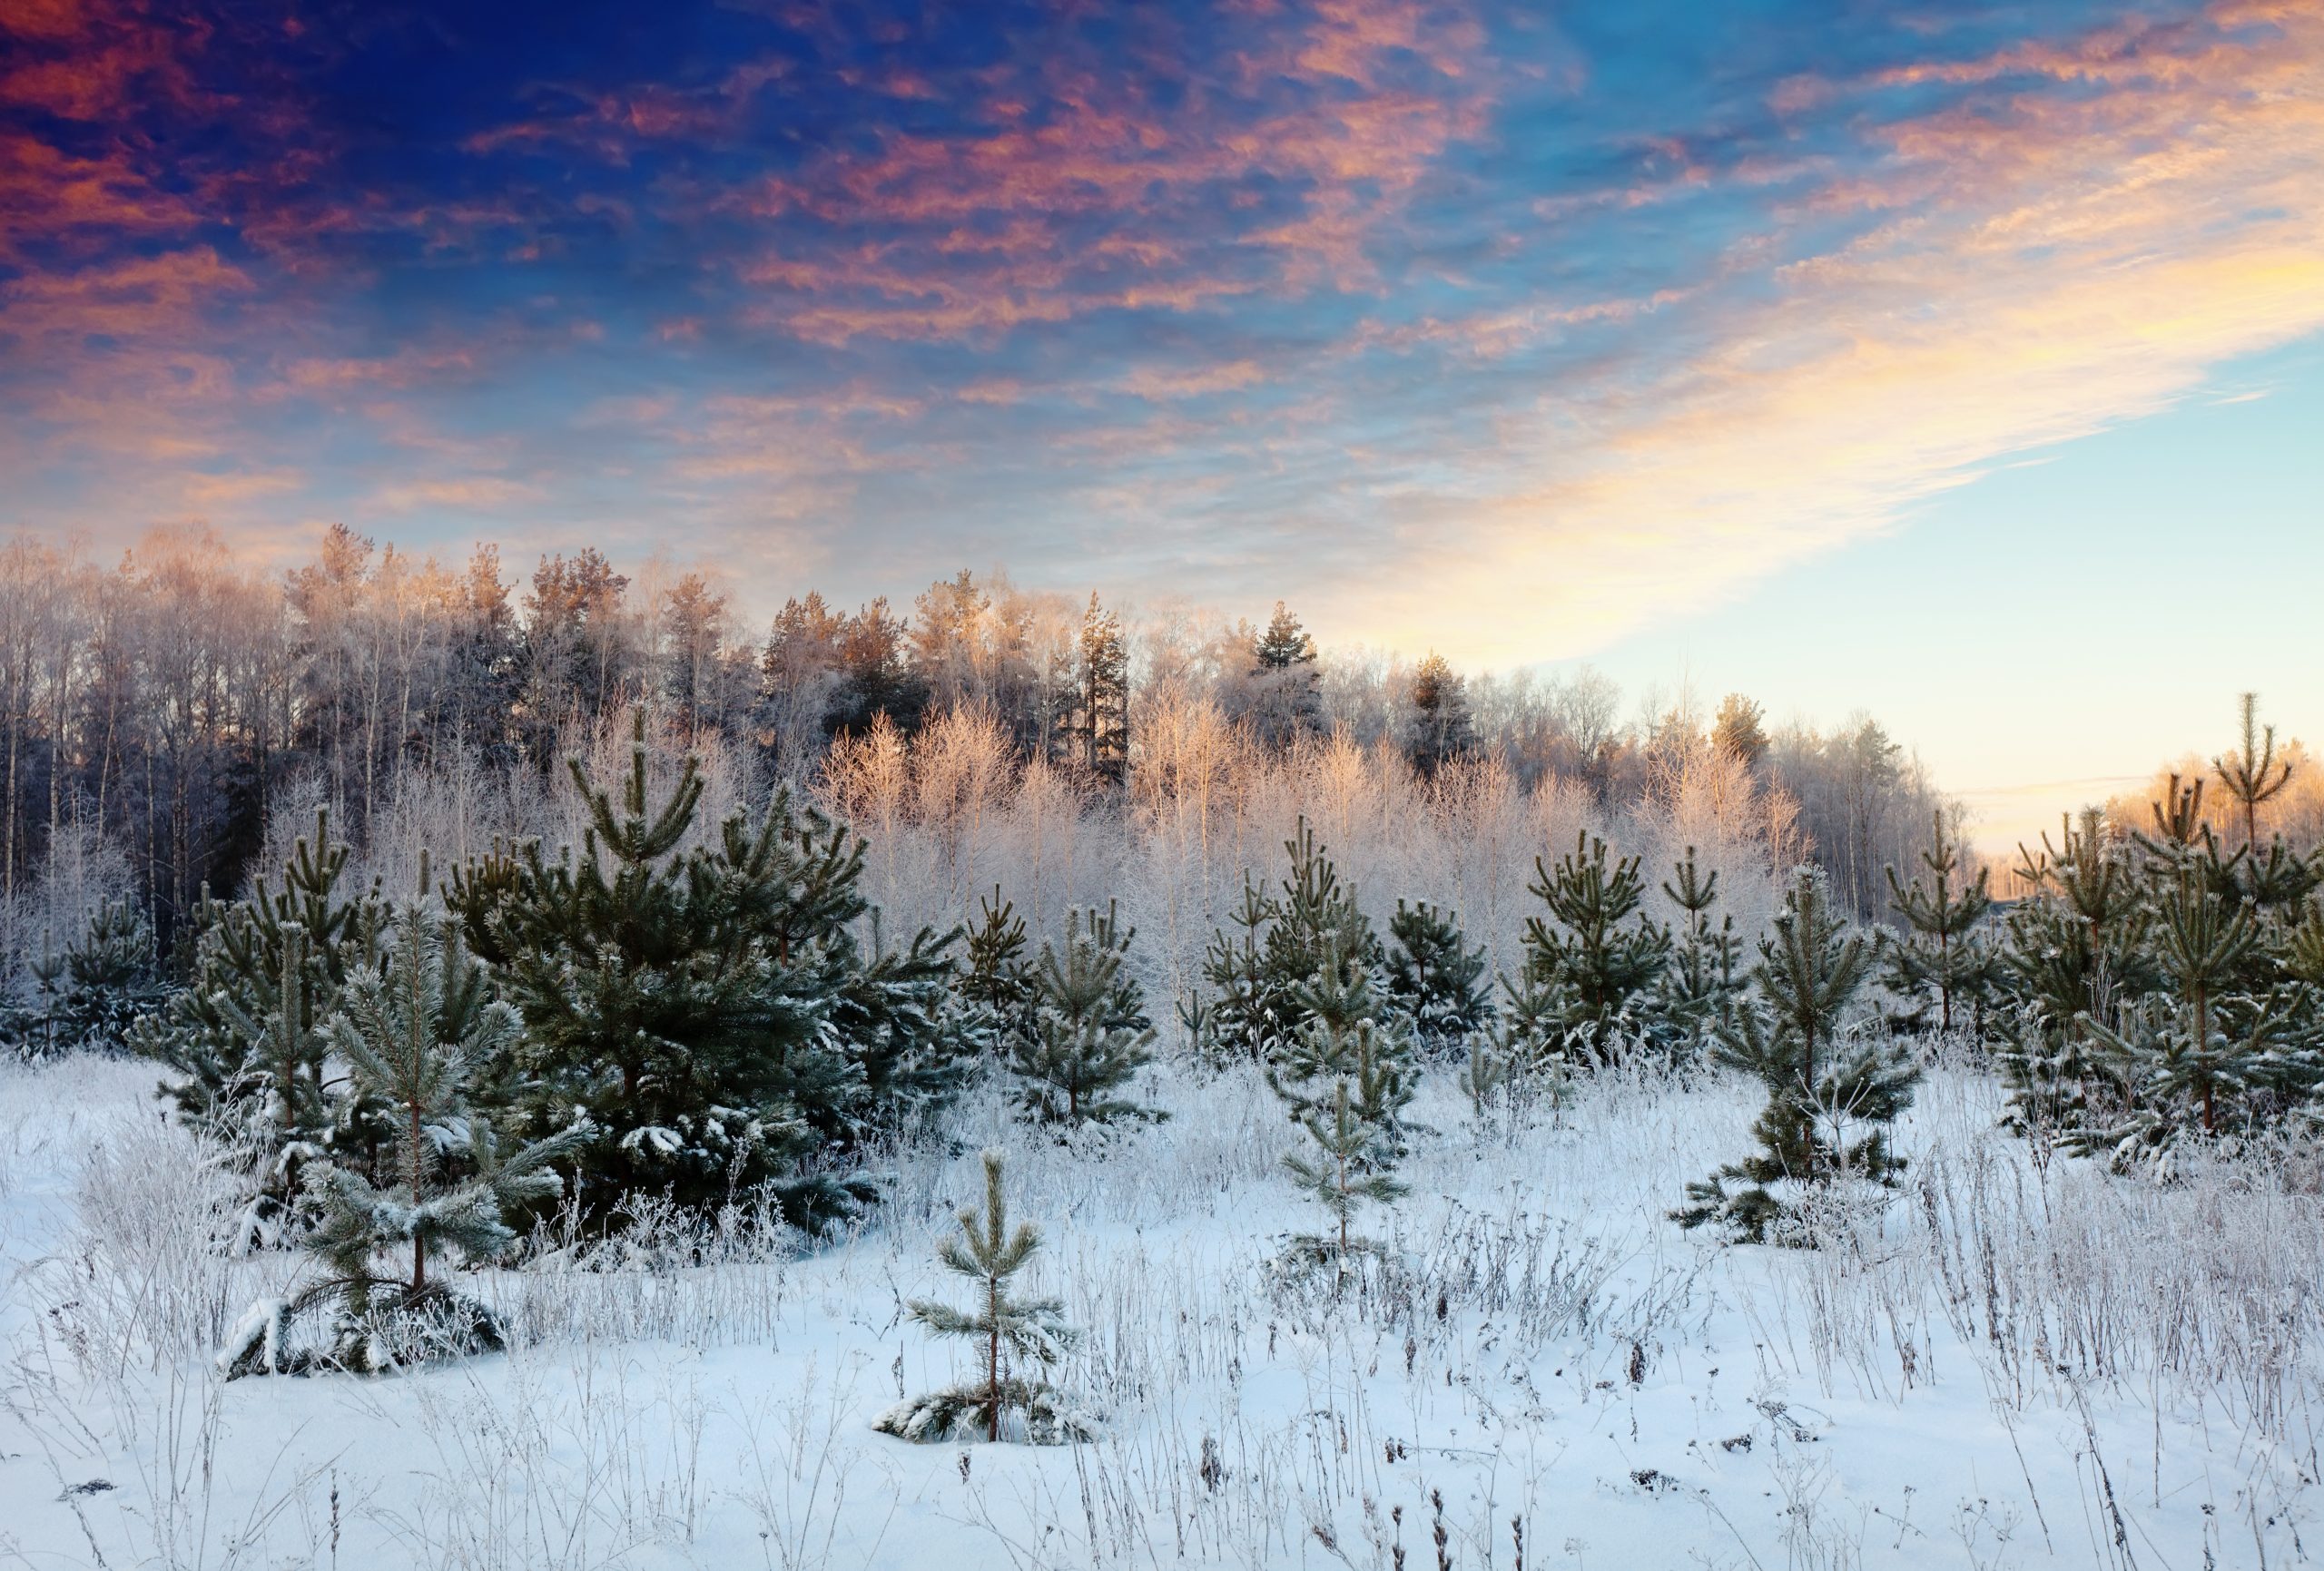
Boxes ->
[2,522,2322,1567]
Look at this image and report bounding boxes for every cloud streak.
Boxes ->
[2,0,2317,663]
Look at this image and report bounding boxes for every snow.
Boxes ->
[2,1048,2318,1569]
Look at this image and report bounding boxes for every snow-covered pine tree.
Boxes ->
[222,906,584,1376]
[1881,810,1994,1036]
[1657,847,1743,1058]
[1384,898,1492,1051]
[1994,809,2154,1142]
[130,811,388,1242]
[1521,831,1673,1061]
[1265,930,1414,1147]
[1282,1042,1409,1281]
[1676,868,1918,1244]
[1403,653,1475,777]
[874,1149,1093,1444]
[1192,819,1384,1061]
[1010,903,1161,1125]
[450,713,967,1226]
[2076,854,2322,1170]
[54,897,166,1048]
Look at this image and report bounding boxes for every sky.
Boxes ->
[4,0,2319,840]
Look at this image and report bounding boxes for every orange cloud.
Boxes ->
[1338,0,2324,667]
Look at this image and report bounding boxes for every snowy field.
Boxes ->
[3,1048,2319,1570]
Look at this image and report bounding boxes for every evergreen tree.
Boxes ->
[1188,878,1273,1061]
[1383,898,1492,1050]
[1677,869,1917,1244]
[1010,904,1161,1125]
[1994,809,2154,1141]
[1711,694,1768,771]
[1880,810,1994,1035]
[222,906,583,1376]
[1521,831,1674,1060]
[1403,653,1475,777]
[874,1149,1092,1444]
[961,885,1037,1053]
[449,715,966,1224]
[1282,1046,1408,1279]
[1192,819,1384,1060]
[2214,691,2295,854]
[1247,601,1321,748]
[2077,857,2322,1167]
[1265,929,1414,1146]
[1075,594,1130,785]
[130,810,387,1235]
[1657,848,1744,1056]
[4,898,164,1058]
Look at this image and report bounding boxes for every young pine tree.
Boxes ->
[1881,810,1994,1036]
[451,714,966,1224]
[1283,1042,1409,1279]
[1657,848,1744,1057]
[132,810,388,1222]
[961,885,1038,1054]
[222,907,583,1376]
[1521,831,1673,1061]
[1010,904,1161,1126]
[2214,692,2296,855]
[1994,809,2155,1142]
[1384,899,1492,1051]
[1677,869,1919,1244]
[2077,859,2321,1169]
[874,1149,1092,1444]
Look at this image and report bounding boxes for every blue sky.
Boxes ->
[4,0,2319,828]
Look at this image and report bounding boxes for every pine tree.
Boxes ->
[1247,601,1321,748]
[1075,593,1130,786]
[1521,832,1673,1060]
[2077,858,2322,1167]
[1283,1051,1409,1279]
[2214,692,2295,854]
[222,907,584,1376]
[873,1149,1093,1444]
[1265,929,1413,1144]
[1677,869,1917,1244]
[1994,809,2154,1141]
[1403,653,1475,777]
[1881,810,1994,1035]
[961,885,1037,1054]
[1711,694,1768,771]
[1193,819,1384,1060]
[1657,848,1744,1056]
[1010,904,1161,1126]
[450,713,967,1224]
[132,810,386,1159]
[1383,899,1492,1050]
[1188,878,1273,1061]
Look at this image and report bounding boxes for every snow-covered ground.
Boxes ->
[3,1050,2319,1570]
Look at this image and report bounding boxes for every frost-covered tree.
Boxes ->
[1283,1045,1408,1278]
[874,1149,1092,1445]
[1265,930,1413,1148]
[1521,831,1673,1060]
[1383,898,1492,1050]
[131,811,387,1236]
[1994,809,2153,1141]
[1677,869,1917,1244]
[1403,653,1475,777]
[1010,904,1160,1126]
[2077,857,2322,1169]
[1194,819,1383,1060]
[222,907,583,1376]
[1881,810,1994,1035]
[450,714,967,1225]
